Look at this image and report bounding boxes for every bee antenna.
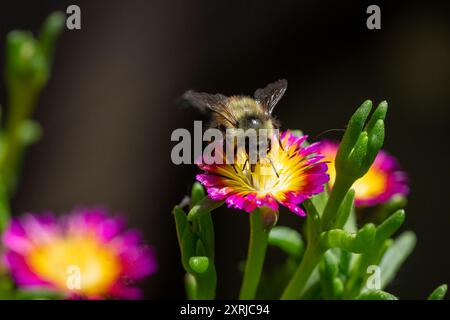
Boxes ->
[314,128,345,140]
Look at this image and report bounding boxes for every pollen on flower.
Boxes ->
[319,140,409,207]
[196,131,330,216]
[1,208,157,299]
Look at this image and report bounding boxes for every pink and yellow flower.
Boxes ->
[196,131,329,216]
[319,140,409,207]
[1,208,157,299]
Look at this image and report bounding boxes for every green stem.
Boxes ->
[321,175,352,230]
[0,86,38,193]
[193,211,217,300]
[184,273,197,300]
[0,178,10,234]
[5,85,38,133]
[281,175,353,299]
[239,209,269,300]
[280,243,322,299]
[195,267,217,299]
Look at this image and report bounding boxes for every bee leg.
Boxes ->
[278,135,285,151]
[249,163,256,185]
[268,157,280,178]
[230,141,240,174]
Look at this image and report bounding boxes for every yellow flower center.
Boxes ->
[215,141,307,201]
[352,167,387,199]
[326,158,387,200]
[27,236,121,296]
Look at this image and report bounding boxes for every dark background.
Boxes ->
[0,0,449,299]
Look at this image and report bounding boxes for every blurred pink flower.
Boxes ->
[2,208,157,299]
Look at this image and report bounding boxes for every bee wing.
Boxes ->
[182,91,238,126]
[254,79,288,115]
[182,91,227,112]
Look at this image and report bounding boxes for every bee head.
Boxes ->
[224,97,272,130]
[244,116,263,129]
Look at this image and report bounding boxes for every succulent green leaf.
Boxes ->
[319,251,343,299]
[321,251,339,276]
[18,120,42,145]
[189,256,210,274]
[428,284,448,300]
[0,180,10,233]
[180,221,196,273]
[195,239,207,256]
[338,249,353,277]
[185,273,197,300]
[375,210,405,243]
[364,101,388,133]
[300,281,322,300]
[6,32,48,91]
[377,238,394,264]
[321,223,376,253]
[303,199,322,243]
[187,197,223,221]
[310,189,329,215]
[363,119,385,172]
[196,212,215,258]
[39,11,65,63]
[356,290,398,300]
[175,195,217,299]
[173,205,187,244]
[191,182,205,207]
[344,208,357,233]
[268,226,304,258]
[346,132,368,176]
[336,100,372,167]
[335,189,355,229]
[379,231,417,289]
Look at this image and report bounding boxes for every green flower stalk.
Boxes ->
[0,179,10,234]
[281,100,387,299]
[239,207,272,300]
[0,12,64,299]
[0,11,64,194]
[0,11,64,237]
[323,100,387,229]
[173,182,218,299]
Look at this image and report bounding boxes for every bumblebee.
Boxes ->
[183,79,288,175]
